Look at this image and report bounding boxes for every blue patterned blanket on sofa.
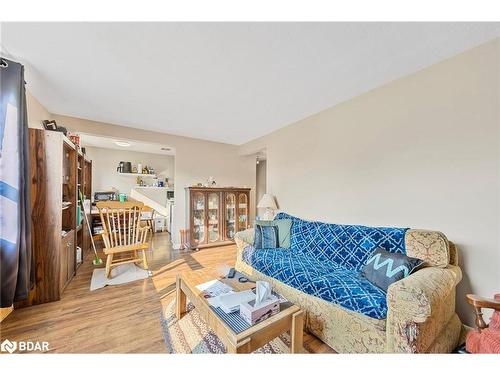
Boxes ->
[242,213,408,319]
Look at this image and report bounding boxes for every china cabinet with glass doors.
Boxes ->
[186,187,251,249]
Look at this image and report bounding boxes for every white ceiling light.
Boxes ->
[79,134,175,155]
[115,140,131,147]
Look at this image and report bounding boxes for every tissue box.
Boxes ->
[239,297,280,325]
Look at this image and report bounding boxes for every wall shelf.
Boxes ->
[118,172,157,178]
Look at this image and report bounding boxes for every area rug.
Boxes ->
[90,263,151,291]
[160,299,310,353]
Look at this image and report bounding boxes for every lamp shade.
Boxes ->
[257,194,277,209]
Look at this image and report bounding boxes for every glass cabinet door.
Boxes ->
[225,193,236,240]
[238,193,248,231]
[207,192,220,243]
[192,192,206,244]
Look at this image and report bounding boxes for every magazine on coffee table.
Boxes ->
[196,279,234,308]
[196,279,233,297]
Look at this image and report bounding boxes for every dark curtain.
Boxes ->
[0,57,33,307]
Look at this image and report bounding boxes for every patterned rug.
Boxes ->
[160,299,310,353]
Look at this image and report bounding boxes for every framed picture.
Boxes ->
[42,120,58,131]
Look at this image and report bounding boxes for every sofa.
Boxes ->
[234,213,462,353]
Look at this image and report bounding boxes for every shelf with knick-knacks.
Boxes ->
[186,186,251,249]
[118,172,157,177]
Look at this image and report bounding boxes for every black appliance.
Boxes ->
[117,161,132,173]
[94,191,117,202]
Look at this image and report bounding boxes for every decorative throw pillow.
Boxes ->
[253,225,279,249]
[255,219,292,249]
[253,224,263,248]
[362,248,425,292]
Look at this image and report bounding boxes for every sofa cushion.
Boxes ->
[255,219,292,248]
[362,248,424,291]
[306,269,388,319]
[242,246,389,319]
[242,247,338,285]
[275,212,408,271]
[237,259,388,353]
[254,224,279,249]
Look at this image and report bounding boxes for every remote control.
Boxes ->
[227,267,236,278]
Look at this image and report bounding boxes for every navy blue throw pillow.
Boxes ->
[253,225,263,248]
[253,225,279,249]
[362,248,424,292]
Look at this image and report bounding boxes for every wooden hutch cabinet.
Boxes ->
[186,187,251,249]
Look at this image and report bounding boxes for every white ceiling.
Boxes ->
[2,23,499,145]
[80,133,175,155]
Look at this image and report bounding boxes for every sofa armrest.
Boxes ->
[234,228,254,248]
[387,265,462,320]
[234,228,255,263]
[385,265,462,352]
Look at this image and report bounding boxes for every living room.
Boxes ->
[1,1,499,372]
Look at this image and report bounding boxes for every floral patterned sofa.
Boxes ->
[234,213,462,353]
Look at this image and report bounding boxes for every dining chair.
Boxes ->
[96,201,150,278]
[140,205,155,236]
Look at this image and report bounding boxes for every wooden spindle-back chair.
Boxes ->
[465,293,500,353]
[96,201,150,278]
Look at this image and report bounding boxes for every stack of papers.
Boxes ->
[196,279,234,308]
[196,279,233,298]
[218,290,256,313]
[196,279,256,313]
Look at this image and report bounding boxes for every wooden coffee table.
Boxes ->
[175,268,304,353]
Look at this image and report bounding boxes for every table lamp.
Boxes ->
[257,194,277,220]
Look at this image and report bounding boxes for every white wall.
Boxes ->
[84,146,175,195]
[26,91,51,129]
[240,39,500,325]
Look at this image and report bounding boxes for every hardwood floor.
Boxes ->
[0,232,333,353]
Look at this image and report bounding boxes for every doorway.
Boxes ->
[255,151,267,219]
